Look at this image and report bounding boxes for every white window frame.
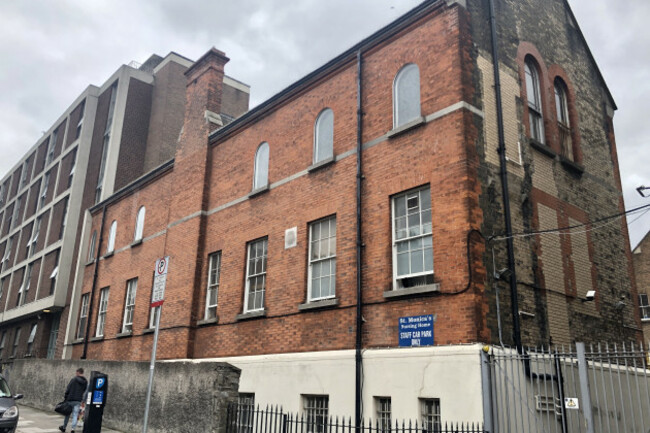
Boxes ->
[59,198,69,239]
[17,264,32,307]
[205,251,221,320]
[391,186,434,290]
[244,238,267,313]
[68,149,77,188]
[393,63,421,128]
[12,196,22,229]
[77,293,90,339]
[46,130,57,166]
[253,142,269,191]
[639,294,650,321]
[107,220,117,253]
[308,216,336,302]
[134,206,145,242]
[28,216,41,258]
[525,59,545,144]
[122,278,137,333]
[26,323,37,355]
[375,397,392,433]
[237,393,255,433]
[88,230,97,262]
[19,160,29,191]
[39,171,50,210]
[96,287,109,337]
[0,331,5,359]
[1,238,12,273]
[11,327,21,358]
[313,109,334,164]
[420,398,441,433]
[302,395,329,433]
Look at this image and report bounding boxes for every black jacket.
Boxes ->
[64,375,87,402]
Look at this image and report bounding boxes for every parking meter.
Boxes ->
[83,371,108,433]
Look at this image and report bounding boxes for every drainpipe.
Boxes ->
[82,205,106,359]
[355,49,364,430]
[487,0,522,352]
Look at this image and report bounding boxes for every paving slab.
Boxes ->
[16,404,122,433]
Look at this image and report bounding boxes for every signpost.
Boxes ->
[398,314,435,347]
[143,257,169,433]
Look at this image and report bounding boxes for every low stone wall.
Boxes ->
[2,359,240,433]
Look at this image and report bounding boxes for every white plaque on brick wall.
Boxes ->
[285,227,297,249]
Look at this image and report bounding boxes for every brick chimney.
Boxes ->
[176,47,230,161]
[161,48,230,355]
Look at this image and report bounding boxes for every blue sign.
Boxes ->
[92,390,104,405]
[399,315,434,347]
[96,377,105,389]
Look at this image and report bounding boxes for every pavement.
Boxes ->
[16,404,122,433]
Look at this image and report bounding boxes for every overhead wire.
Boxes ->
[488,203,650,242]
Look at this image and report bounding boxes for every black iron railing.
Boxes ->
[226,404,485,433]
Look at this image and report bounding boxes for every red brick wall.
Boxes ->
[74,4,489,361]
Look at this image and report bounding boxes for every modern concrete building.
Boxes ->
[0,52,249,362]
[62,0,640,425]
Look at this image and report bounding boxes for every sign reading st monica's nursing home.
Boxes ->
[399,314,435,347]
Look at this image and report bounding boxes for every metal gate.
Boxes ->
[485,342,650,433]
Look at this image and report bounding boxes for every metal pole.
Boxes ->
[480,349,494,433]
[576,342,595,433]
[142,305,161,433]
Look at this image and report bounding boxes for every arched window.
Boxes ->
[134,206,145,241]
[107,220,117,254]
[554,78,573,160]
[253,142,269,190]
[314,109,334,164]
[393,64,421,128]
[525,59,545,143]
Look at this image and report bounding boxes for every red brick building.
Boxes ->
[65,0,641,422]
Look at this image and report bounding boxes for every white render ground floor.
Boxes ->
[183,344,487,424]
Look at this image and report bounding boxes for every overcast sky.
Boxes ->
[0,0,648,247]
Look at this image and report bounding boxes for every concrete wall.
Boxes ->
[3,358,240,433]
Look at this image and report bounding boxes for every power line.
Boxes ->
[489,203,650,242]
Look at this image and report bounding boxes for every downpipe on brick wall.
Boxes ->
[82,205,107,359]
[486,2,568,428]
[355,48,364,431]
[487,0,522,353]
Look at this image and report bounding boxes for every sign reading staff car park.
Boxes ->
[399,314,435,347]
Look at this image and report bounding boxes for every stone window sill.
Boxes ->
[102,251,114,259]
[642,318,650,323]
[559,156,584,175]
[130,239,143,248]
[387,116,426,139]
[383,283,441,299]
[143,328,155,335]
[236,309,266,321]
[529,139,556,158]
[90,336,104,342]
[307,156,335,173]
[197,317,219,326]
[85,260,95,267]
[248,185,270,199]
[116,331,132,339]
[298,298,339,311]
[72,338,84,345]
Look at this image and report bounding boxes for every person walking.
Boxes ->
[59,367,87,433]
